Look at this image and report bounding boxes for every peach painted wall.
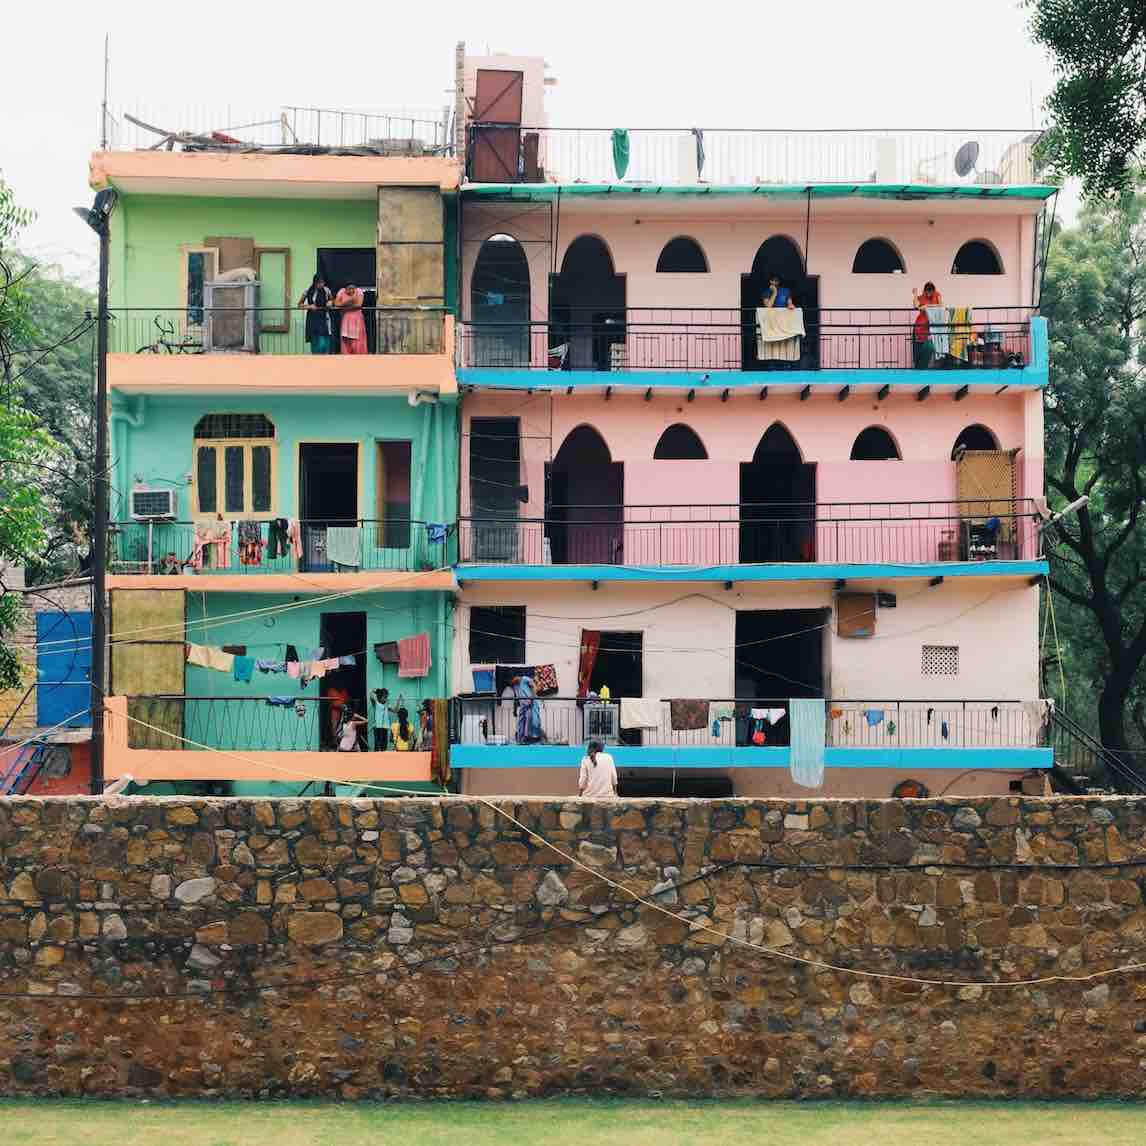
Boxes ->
[459,389,1041,559]
[460,202,1040,333]
[452,577,1041,706]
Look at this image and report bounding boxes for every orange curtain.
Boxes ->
[577,630,602,698]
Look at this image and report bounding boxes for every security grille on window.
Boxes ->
[921,645,959,676]
[194,414,276,516]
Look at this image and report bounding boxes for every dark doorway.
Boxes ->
[593,631,643,746]
[317,248,377,353]
[547,425,623,564]
[471,237,531,365]
[469,417,521,560]
[550,236,626,370]
[300,443,358,571]
[318,611,367,750]
[740,423,816,562]
[734,609,827,746]
[619,771,734,797]
[740,236,819,370]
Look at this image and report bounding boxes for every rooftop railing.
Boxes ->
[109,307,447,357]
[103,104,453,154]
[450,696,1049,751]
[459,500,1040,566]
[466,126,1044,186]
[458,307,1034,373]
[110,519,453,576]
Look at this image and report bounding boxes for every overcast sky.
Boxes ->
[4,0,1063,285]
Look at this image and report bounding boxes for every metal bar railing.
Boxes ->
[458,500,1040,565]
[466,126,1042,186]
[109,519,455,576]
[109,307,447,357]
[458,307,1034,372]
[450,696,1048,750]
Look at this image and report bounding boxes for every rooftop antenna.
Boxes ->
[100,33,110,149]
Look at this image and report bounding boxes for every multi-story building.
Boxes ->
[448,51,1061,799]
[94,108,461,794]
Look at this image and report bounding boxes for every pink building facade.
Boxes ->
[449,51,1055,800]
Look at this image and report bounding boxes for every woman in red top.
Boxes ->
[911,280,942,369]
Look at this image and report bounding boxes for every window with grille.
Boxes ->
[921,645,959,676]
[194,415,276,516]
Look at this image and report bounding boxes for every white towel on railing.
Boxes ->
[924,305,950,356]
[620,697,662,730]
[789,698,826,789]
[756,307,805,362]
[326,526,361,568]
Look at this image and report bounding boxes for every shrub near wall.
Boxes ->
[1,796,1146,1098]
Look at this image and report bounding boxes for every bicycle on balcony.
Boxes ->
[137,314,205,355]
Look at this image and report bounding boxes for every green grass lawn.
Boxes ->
[1,1099,1144,1145]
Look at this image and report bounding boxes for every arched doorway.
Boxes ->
[547,425,623,564]
[739,422,816,562]
[470,235,531,366]
[741,235,818,370]
[550,236,625,371]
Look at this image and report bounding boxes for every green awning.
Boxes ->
[461,182,1058,202]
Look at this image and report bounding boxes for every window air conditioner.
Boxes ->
[203,280,259,353]
[130,487,177,520]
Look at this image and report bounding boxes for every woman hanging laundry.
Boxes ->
[512,674,542,743]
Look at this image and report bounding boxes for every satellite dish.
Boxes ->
[954,140,980,178]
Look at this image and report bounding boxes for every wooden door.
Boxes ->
[471,69,524,182]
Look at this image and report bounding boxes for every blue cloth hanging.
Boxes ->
[789,698,826,789]
[426,522,449,545]
[864,709,885,727]
[233,656,255,683]
[265,695,295,707]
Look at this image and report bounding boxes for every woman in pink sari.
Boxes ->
[334,283,368,354]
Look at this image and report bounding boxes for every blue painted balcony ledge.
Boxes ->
[450,745,1053,770]
[454,559,1049,585]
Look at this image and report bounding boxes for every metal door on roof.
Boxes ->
[36,611,92,729]
[470,69,524,182]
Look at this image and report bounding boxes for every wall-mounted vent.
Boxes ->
[921,645,959,676]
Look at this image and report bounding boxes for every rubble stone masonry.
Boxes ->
[2,795,1146,1098]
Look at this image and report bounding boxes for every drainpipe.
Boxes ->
[109,397,147,519]
[434,401,449,700]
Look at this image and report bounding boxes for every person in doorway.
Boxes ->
[323,683,350,749]
[334,282,368,355]
[369,687,394,751]
[299,274,333,354]
[578,738,618,798]
[912,280,942,369]
[391,706,416,751]
[418,698,434,750]
[512,673,542,743]
[763,275,796,309]
[335,706,367,752]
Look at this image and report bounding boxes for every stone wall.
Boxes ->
[2,795,1146,1098]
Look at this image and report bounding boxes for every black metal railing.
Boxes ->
[466,126,1042,186]
[110,519,454,576]
[458,307,1033,372]
[450,695,1049,750]
[1047,709,1146,795]
[109,307,447,357]
[458,500,1040,566]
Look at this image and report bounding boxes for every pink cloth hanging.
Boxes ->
[397,633,431,678]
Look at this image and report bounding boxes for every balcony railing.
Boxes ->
[103,104,453,154]
[466,126,1043,186]
[458,307,1034,373]
[110,307,446,357]
[110,519,453,576]
[124,695,410,752]
[458,500,1040,566]
[451,696,1048,750]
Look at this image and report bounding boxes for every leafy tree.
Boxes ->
[1040,187,1146,762]
[1028,0,1146,196]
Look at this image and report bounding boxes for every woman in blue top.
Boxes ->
[764,275,796,309]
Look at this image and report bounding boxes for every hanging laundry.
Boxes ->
[256,659,287,674]
[286,661,301,680]
[692,127,706,177]
[265,695,295,707]
[829,708,844,720]
[887,721,897,735]
[339,655,358,667]
[670,699,709,731]
[711,720,721,739]
[620,698,662,730]
[425,522,449,545]
[398,633,432,678]
[751,707,787,726]
[321,658,342,672]
[238,521,264,566]
[471,665,495,694]
[191,520,231,570]
[233,656,255,683]
[267,518,291,560]
[221,645,247,656]
[374,641,400,665]
[864,709,885,728]
[941,721,950,740]
[326,527,361,569]
[285,645,299,664]
[708,700,735,726]
[611,128,630,180]
[186,643,234,673]
[789,698,826,789]
[531,664,559,696]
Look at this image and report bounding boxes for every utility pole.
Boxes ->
[75,189,117,794]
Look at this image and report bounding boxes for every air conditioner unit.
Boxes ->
[203,280,259,353]
[584,701,619,745]
[130,487,177,520]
